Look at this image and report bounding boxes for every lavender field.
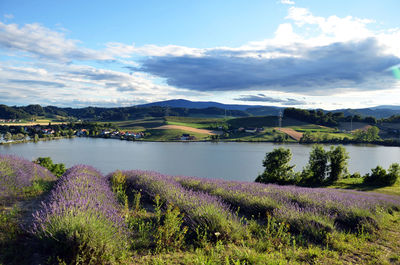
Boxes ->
[1,156,400,264]
[0,155,56,204]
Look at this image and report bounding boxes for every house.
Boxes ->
[42,129,55,135]
[125,131,144,139]
[100,130,111,136]
[76,129,88,136]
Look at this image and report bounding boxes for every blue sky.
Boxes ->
[1,0,400,109]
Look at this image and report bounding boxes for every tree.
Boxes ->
[355,126,380,142]
[327,146,349,183]
[301,145,328,186]
[364,163,400,186]
[51,163,66,177]
[4,132,12,142]
[256,148,295,185]
[67,129,74,137]
[34,157,66,177]
[363,166,387,185]
[387,163,400,185]
[34,133,39,142]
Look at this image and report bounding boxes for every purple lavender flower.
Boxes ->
[116,170,244,241]
[31,165,129,263]
[0,154,56,199]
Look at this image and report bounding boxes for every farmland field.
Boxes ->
[1,155,400,264]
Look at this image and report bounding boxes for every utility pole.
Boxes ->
[350,116,353,132]
[278,110,282,128]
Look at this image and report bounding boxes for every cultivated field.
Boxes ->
[275,127,303,141]
[154,125,218,135]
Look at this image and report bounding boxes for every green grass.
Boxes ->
[144,129,210,141]
[165,116,227,129]
[165,116,226,124]
[165,121,211,129]
[105,118,165,130]
[328,178,400,196]
[224,128,296,142]
[289,124,336,133]
[227,116,309,129]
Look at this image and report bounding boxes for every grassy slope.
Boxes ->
[328,178,400,196]
[105,118,165,131]
[144,128,209,141]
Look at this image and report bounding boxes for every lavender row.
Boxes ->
[177,177,400,217]
[0,154,56,198]
[176,176,400,239]
[31,165,129,263]
[117,170,244,241]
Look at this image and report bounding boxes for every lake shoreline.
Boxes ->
[2,137,399,179]
[0,136,75,146]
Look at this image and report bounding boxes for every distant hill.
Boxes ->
[1,100,399,122]
[372,105,400,111]
[139,99,400,118]
[332,107,400,119]
[138,99,261,111]
[138,99,283,115]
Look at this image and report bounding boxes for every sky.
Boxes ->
[1,0,400,110]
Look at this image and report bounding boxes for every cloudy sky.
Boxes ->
[1,0,400,109]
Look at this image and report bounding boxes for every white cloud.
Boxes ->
[0,22,113,62]
[105,42,205,58]
[286,7,374,42]
[0,61,180,107]
[280,0,295,5]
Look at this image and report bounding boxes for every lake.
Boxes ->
[1,138,399,181]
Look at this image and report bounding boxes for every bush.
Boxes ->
[363,163,400,186]
[34,157,66,177]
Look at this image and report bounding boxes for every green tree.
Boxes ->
[34,157,66,177]
[34,133,39,142]
[364,163,400,186]
[51,163,66,177]
[355,126,380,142]
[301,145,328,186]
[387,163,400,185]
[256,148,295,185]
[67,129,74,137]
[4,132,12,142]
[35,157,54,171]
[327,145,349,183]
[363,166,387,185]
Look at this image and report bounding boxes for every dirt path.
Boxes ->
[275,127,303,141]
[154,125,217,135]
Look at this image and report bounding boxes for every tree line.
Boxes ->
[0,104,248,121]
[283,108,381,127]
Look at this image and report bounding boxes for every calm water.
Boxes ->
[0,138,399,181]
